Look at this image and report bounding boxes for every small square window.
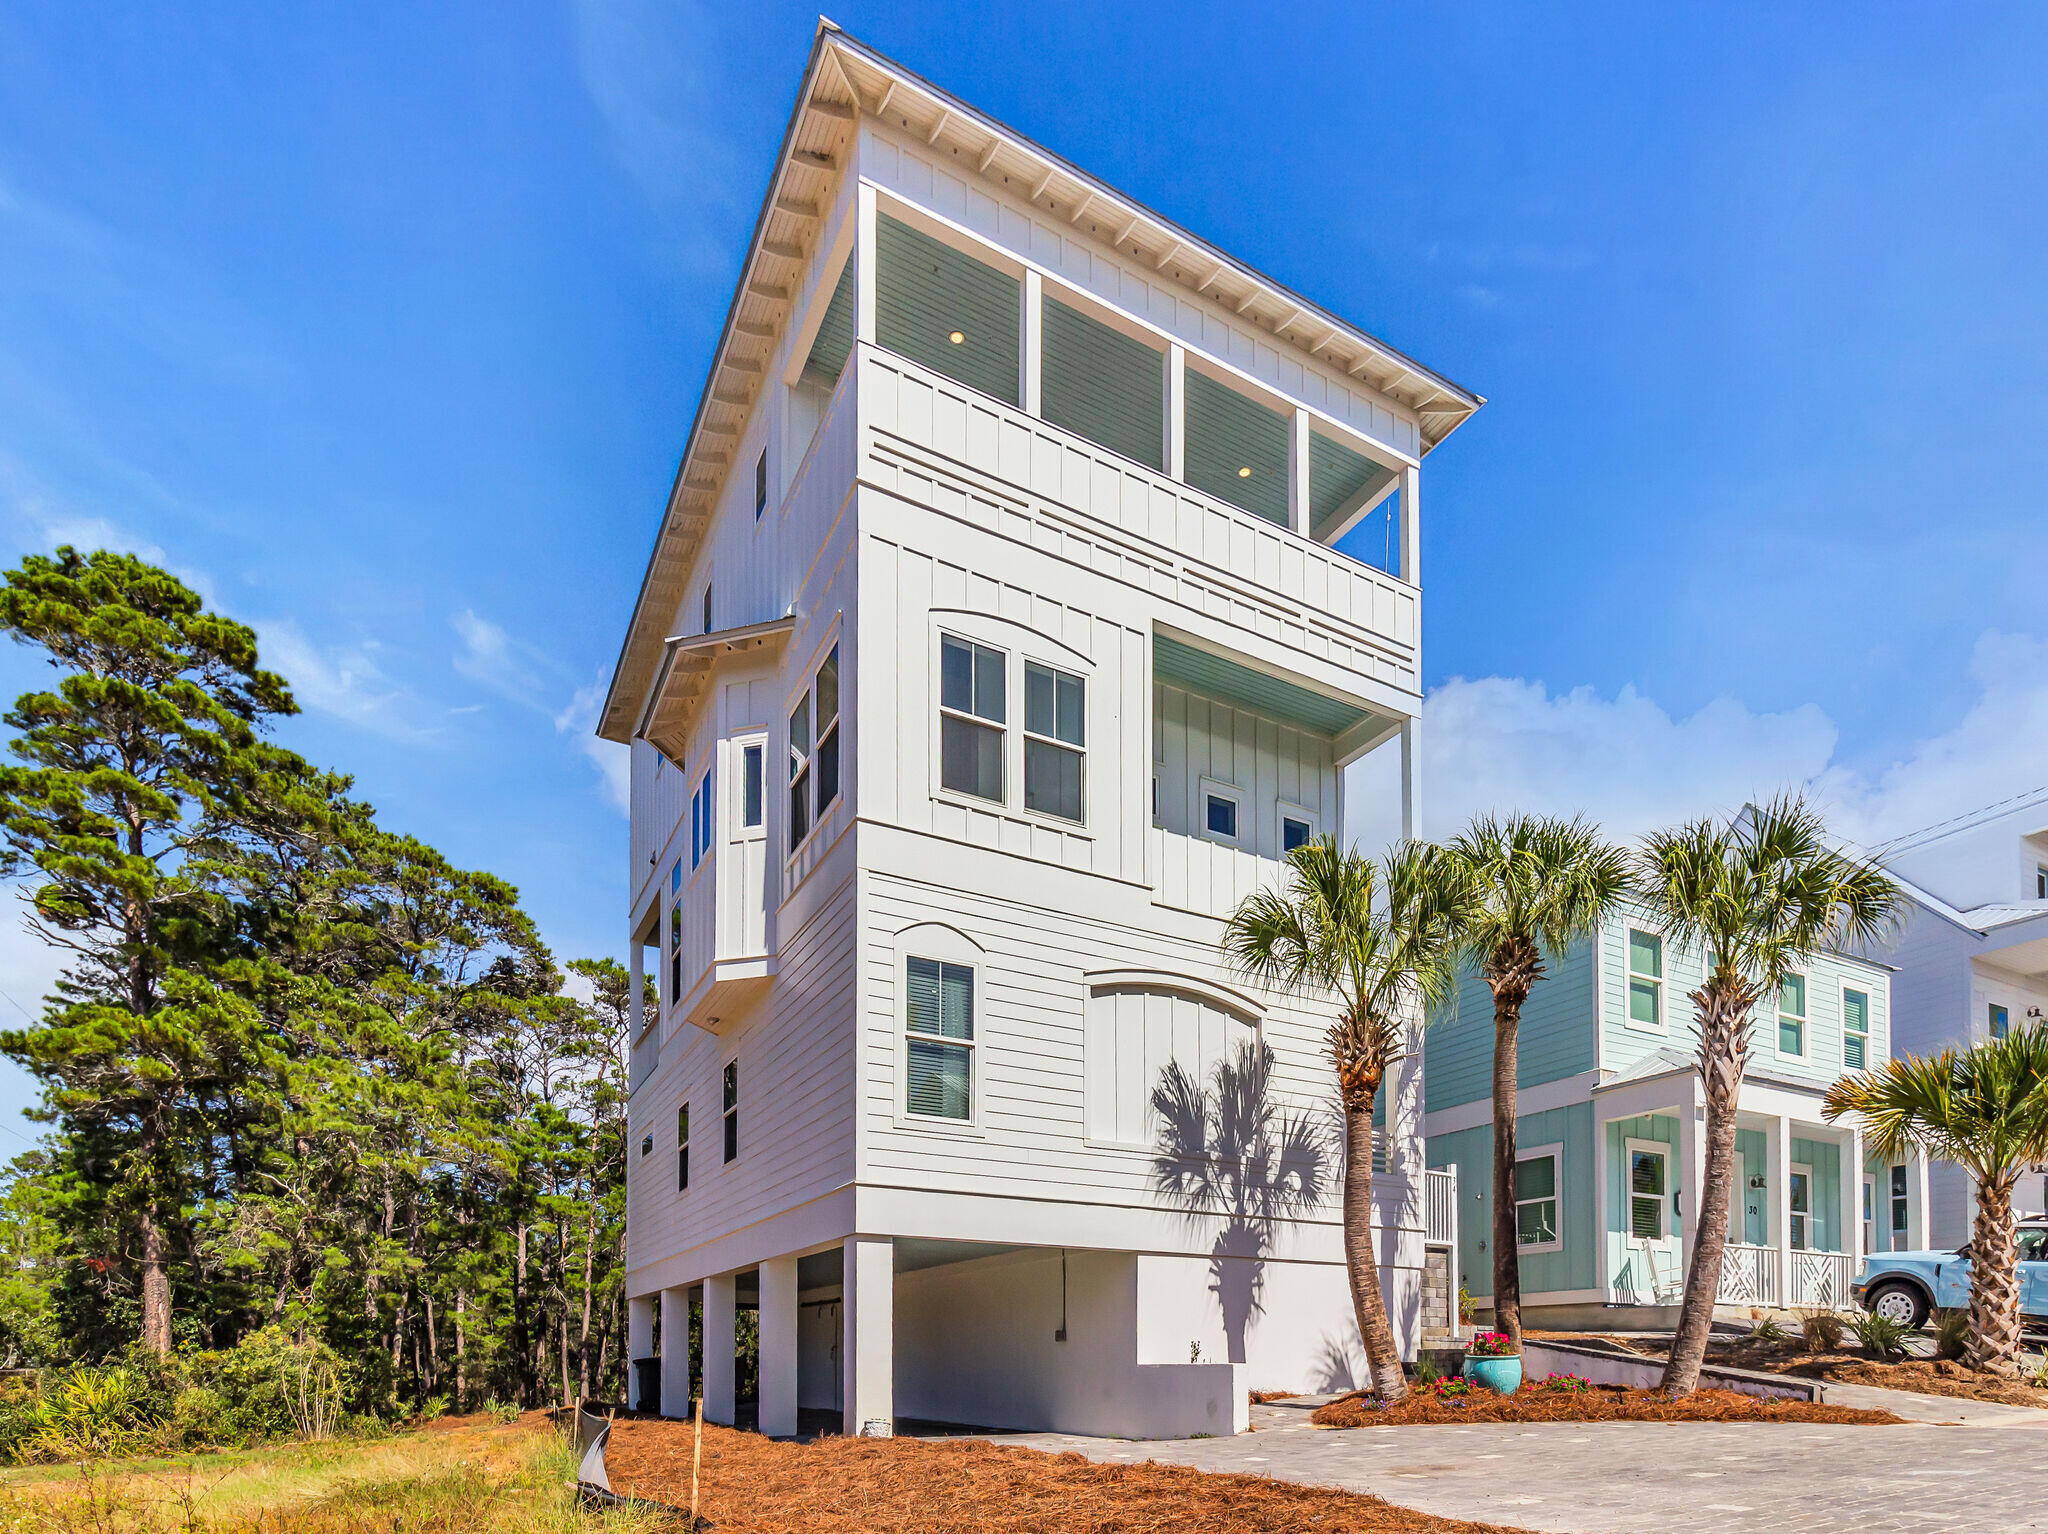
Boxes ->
[1206,794,1238,839]
[1282,816,1312,853]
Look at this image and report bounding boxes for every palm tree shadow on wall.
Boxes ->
[1150,1040,1328,1365]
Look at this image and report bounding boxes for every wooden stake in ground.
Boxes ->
[690,1397,704,1525]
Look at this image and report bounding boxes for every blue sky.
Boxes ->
[1,1,2045,1138]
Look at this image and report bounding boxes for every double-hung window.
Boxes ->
[1628,1142,1667,1241]
[1778,973,1807,1056]
[690,765,714,868]
[1626,929,1663,1030]
[1514,1149,1561,1251]
[1990,1002,2010,1040]
[1022,661,1084,822]
[675,1103,690,1193]
[722,1061,738,1163]
[1843,986,1871,1068]
[905,956,974,1121]
[788,645,841,855]
[939,635,1005,802]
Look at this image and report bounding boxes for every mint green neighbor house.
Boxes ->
[1422,905,1922,1327]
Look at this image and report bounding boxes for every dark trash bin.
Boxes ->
[633,1356,661,1416]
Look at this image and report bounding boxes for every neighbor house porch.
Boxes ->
[1593,1054,1926,1316]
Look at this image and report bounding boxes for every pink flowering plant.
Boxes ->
[1466,1329,1518,1357]
[1540,1371,1594,1393]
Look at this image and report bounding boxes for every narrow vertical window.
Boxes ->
[1990,1002,2010,1040]
[2037,864,2047,900]
[741,743,764,828]
[668,859,682,1004]
[722,1060,738,1163]
[1778,973,1807,1056]
[1022,661,1084,821]
[815,645,840,813]
[690,766,714,868]
[905,956,974,1120]
[1789,1167,1812,1250]
[938,635,1005,802]
[1890,1164,1908,1240]
[702,584,712,634]
[1627,929,1663,1030]
[788,691,811,851]
[1843,987,1870,1069]
[676,1102,690,1192]
[754,450,768,519]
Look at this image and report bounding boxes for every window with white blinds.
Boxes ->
[876,214,1020,405]
[905,956,974,1121]
[1041,296,1164,470]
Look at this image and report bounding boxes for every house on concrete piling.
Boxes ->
[597,22,1480,1439]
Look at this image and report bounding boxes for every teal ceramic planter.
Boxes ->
[1462,1352,1523,1393]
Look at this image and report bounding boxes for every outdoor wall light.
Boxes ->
[1749,1173,1767,1188]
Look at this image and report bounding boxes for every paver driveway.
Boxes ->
[990,1392,2048,1533]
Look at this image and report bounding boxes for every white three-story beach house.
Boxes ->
[596,24,1481,1439]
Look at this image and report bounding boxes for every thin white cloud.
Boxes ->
[451,608,547,704]
[259,619,440,744]
[555,678,631,816]
[1348,625,2048,852]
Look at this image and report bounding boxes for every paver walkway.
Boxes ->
[990,1392,2048,1533]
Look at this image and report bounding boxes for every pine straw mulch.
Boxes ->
[1309,1382,1902,1428]
[1590,1332,2048,1408]
[603,1419,1525,1534]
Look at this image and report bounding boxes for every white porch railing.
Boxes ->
[1788,1249,1856,1310]
[1424,1167,1457,1246]
[1716,1243,1779,1307]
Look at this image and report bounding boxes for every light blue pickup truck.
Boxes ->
[1855,1221,2048,1327]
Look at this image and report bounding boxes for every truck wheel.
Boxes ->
[1867,1281,1927,1330]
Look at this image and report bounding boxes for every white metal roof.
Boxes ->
[598,21,1482,744]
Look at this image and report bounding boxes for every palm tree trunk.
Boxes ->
[1661,1046,1744,1394]
[1967,1171,2022,1375]
[1342,1097,1407,1401]
[1490,992,1525,1347]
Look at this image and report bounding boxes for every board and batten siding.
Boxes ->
[1423,942,1597,1115]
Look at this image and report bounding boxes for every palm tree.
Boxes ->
[1637,795,1901,1395]
[1450,814,1628,1348]
[1222,836,1471,1401]
[1824,1027,2048,1375]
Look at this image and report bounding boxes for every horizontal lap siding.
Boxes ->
[1426,1100,1595,1299]
[1425,941,1596,1113]
[858,869,1417,1230]
[625,862,858,1282]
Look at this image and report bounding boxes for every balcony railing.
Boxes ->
[1716,1243,1777,1307]
[1713,1243,1855,1310]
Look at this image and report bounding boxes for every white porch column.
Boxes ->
[1909,1149,1931,1250]
[1165,344,1186,480]
[854,182,878,345]
[757,1255,799,1438]
[1021,269,1043,417]
[1399,462,1421,584]
[658,1286,691,1420]
[843,1235,895,1437]
[1287,407,1311,537]
[1847,1127,1866,1277]
[1399,717,1421,841]
[1772,1115,1793,1309]
[627,1295,656,1410]
[1593,1113,1610,1302]
[702,1273,737,1426]
[1678,1100,1705,1299]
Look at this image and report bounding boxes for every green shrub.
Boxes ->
[13,1367,167,1463]
[1932,1307,1970,1362]
[1747,1315,1788,1344]
[1851,1307,1910,1362]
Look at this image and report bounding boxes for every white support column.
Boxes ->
[1165,344,1186,481]
[842,1235,894,1437]
[1772,1115,1793,1309]
[1593,1114,1611,1303]
[1910,1148,1931,1251]
[702,1273,737,1426]
[1287,407,1311,536]
[628,1295,656,1410]
[1677,1098,1707,1302]
[757,1255,799,1438]
[1399,716,1421,842]
[1399,463,1421,585]
[658,1286,691,1420]
[854,182,878,346]
[1847,1127,1866,1279]
[1021,268,1043,417]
